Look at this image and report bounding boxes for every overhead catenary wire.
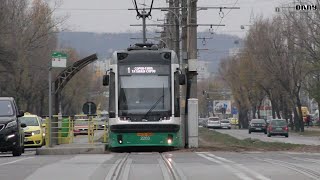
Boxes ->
[213,0,239,33]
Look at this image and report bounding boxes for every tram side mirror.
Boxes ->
[179,74,186,85]
[103,75,109,86]
[109,111,115,118]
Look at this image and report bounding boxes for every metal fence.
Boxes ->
[44,115,108,147]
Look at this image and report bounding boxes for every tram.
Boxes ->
[103,43,185,149]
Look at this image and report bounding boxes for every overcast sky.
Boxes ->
[52,0,289,38]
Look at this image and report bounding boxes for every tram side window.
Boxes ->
[109,72,115,118]
[174,72,180,117]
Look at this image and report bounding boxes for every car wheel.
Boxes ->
[248,131,251,134]
[285,134,289,138]
[12,145,22,156]
[264,131,267,134]
[267,133,271,137]
[22,146,25,153]
[228,127,231,129]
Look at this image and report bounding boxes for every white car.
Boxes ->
[220,119,231,129]
[206,117,221,129]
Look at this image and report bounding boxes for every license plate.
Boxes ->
[255,128,261,130]
[276,128,282,131]
[137,132,153,136]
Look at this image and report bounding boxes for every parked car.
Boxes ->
[206,117,221,129]
[267,119,289,137]
[229,118,239,125]
[220,119,231,129]
[0,97,26,156]
[19,113,45,148]
[73,120,94,136]
[249,119,267,134]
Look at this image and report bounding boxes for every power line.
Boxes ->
[214,0,239,33]
[56,8,129,11]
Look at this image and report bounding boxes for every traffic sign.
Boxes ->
[82,102,97,115]
[51,51,67,68]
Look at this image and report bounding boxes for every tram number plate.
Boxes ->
[140,136,151,141]
[137,132,153,141]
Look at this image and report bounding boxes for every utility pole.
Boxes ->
[186,0,198,148]
[174,0,180,59]
[181,0,188,148]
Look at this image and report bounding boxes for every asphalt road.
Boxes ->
[2,150,320,180]
[214,129,320,145]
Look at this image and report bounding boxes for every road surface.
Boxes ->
[215,129,320,145]
[2,150,320,180]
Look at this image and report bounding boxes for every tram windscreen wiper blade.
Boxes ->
[143,94,164,120]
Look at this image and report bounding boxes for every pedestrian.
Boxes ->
[306,115,311,128]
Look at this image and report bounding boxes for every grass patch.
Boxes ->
[199,128,304,152]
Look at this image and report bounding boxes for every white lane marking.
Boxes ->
[105,159,122,180]
[121,158,132,180]
[0,157,34,166]
[206,154,271,180]
[158,158,171,180]
[197,153,253,180]
[258,158,320,180]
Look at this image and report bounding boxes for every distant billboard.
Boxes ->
[213,100,231,114]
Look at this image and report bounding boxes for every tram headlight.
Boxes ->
[117,135,123,144]
[167,134,173,144]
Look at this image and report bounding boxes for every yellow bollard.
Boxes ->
[103,120,107,143]
[45,117,50,148]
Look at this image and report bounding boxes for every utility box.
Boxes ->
[188,98,198,148]
[188,59,197,72]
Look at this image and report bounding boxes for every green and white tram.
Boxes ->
[103,43,185,149]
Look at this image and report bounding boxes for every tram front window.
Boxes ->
[118,75,171,121]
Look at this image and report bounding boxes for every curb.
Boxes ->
[36,144,109,155]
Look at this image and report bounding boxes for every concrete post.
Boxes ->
[188,98,198,148]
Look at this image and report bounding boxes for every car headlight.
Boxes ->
[32,130,41,136]
[6,121,17,129]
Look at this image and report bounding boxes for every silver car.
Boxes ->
[206,117,221,129]
[220,119,231,129]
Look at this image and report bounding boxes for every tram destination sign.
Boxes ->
[119,65,170,75]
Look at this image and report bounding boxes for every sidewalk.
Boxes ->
[36,130,108,155]
[304,126,320,131]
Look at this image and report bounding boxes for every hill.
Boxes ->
[58,31,243,73]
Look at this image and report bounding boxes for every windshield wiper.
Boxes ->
[143,94,164,120]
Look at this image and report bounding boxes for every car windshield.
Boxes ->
[271,120,287,126]
[209,118,219,121]
[0,100,14,116]
[20,117,39,126]
[75,120,89,126]
[251,119,266,124]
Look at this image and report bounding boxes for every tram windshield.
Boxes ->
[118,75,171,117]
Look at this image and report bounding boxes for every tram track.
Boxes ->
[105,152,184,180]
